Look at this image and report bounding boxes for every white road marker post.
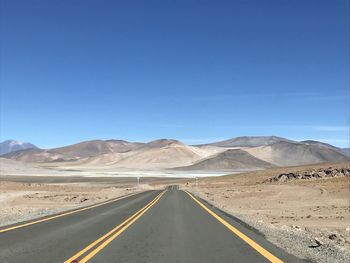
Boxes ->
[137,176,140,189]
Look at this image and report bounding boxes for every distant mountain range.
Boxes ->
[201,136,293,147]
[1,136,349,171]
[0,140,38,155]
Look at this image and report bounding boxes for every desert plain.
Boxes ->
[0,137,349,262]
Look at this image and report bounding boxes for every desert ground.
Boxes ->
[1,156,349,262]
[0,175,186,228]
[0,178,137,227]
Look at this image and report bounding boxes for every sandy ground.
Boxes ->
[1,158,349,262]
[0,179,153,227]
[181,162,350,262]
[0,173,188,228]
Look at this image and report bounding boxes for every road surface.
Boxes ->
[0,187,304,262]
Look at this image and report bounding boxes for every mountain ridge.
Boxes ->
[0,140,38,155]
[199,136,294,148]
[1,136,348,171]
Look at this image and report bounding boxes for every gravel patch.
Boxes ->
[0,200,97,228]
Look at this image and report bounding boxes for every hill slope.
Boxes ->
[177,149,274,171]
[50,140,143,158]
[204,136,293,148]
[1,148,72,163]
[2,140,144,162]
[111,139,206,169]
[246,141,349,166]
[342,148,350,156]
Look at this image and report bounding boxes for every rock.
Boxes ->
[325,169,332,175]
[279,174,289,182]
[264,168,350,183]
[328,234,337,240]
[318,171,326,177]
[313,238,323,247]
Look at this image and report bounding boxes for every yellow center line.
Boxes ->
[185,191,284,263]
[0,191,142,234]
[64,191,165,263]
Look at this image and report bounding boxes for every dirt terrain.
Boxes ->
[181,162,350,262]
[0,179,146,227]
[1,157,349,262]
[0,174,188,228]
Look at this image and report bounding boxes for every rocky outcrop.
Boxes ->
[265,168,350,183]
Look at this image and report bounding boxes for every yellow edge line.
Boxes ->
[185,191,284,263]
[0,191,141,233]
[64,191,165,263]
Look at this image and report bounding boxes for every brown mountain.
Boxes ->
[2,137,349,170]
[2,140,144,162]
[50,140,144,158]
[108,139,209,169]
[176,149,274,171]
[202,136,293,147]
[1,148,70,163]
[246,141,349,167]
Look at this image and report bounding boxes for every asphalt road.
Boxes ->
[0,188,304,263]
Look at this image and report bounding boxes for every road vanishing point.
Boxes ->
[0,186,305,263]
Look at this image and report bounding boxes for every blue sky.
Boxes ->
[1,0,349,148]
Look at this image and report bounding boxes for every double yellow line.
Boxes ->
[64,190,165,263]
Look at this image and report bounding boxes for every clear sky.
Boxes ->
[1,0,349,148]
